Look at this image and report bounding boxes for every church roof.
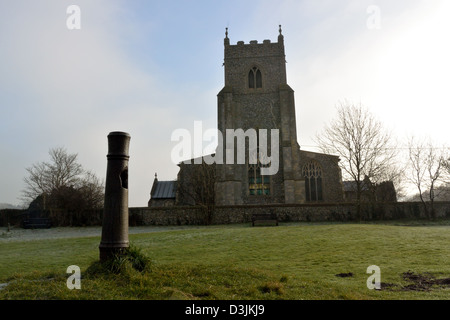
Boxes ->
[342,180,370,192]
[151,180,176,199]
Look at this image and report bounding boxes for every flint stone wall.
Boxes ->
[129,202,450,226]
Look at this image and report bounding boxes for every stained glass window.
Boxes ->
[248,160,270,196]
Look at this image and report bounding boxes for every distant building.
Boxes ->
[148,174,176,207]
[343,176,397,202]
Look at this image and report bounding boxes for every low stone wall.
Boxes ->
[129,202,450,226]
[5,202,447,228]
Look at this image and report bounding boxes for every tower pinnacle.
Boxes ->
[278,25,284,43]
[224,27,230,45]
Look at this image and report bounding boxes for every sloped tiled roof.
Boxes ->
[151,180,176,199]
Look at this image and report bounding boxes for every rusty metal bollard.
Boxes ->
[99,131,131,261]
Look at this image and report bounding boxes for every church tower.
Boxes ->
[215,26,306,205]
[150,27,344,208]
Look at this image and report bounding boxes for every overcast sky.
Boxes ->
[1,0,449,207]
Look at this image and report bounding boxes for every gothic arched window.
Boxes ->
[248,157,270,195]
[302,161,323,202]
[248,67,262,89]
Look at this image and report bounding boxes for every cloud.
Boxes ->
[0,0,199,206]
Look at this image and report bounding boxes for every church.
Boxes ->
[149,27,344,207]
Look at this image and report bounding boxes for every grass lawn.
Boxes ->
[1,221,449,300]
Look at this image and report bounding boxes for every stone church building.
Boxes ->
[149,27,344,207]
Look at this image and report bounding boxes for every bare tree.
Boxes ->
[22,147,83,205]
[21,147,104,224]
[177,159,216,225]
[407,136,448,219]
[79,170,105,210]
[315,101,398,219]
[444,157,450,180]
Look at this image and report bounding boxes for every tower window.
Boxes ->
[302,161,323,202]
[248,67,262,89]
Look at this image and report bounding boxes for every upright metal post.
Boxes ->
[99,131,130,261]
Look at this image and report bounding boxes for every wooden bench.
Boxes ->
[22,218,52,229]
[251,214,278,227]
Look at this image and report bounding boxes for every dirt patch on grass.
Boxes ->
[335,272,354,278]
[382,271,450,292]
[259,281,285,295]
[334,270,450,292]
[401,271,450,291]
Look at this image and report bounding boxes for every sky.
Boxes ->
[1,0,449,207]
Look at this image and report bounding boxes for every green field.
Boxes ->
[1,221,450,300]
